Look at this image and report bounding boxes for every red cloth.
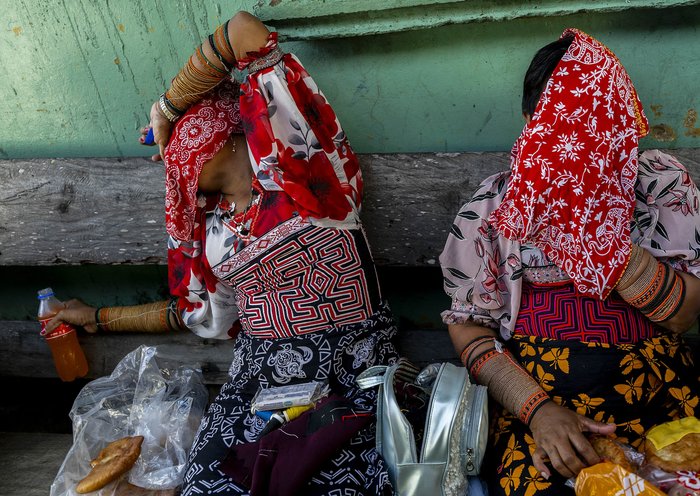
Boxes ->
[237,33,363,222]
[489,29,649,299]
[164,80,243,242]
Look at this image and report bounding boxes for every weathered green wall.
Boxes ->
[2,1,700,324]
[1,1,699,158]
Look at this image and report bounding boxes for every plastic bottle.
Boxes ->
[37,287,89,381]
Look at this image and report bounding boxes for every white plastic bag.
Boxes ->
[50,345,208,495]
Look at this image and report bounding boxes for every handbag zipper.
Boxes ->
[419,363,448,462]
[464,384,488,475]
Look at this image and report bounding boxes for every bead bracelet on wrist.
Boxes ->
[158,93,182,122]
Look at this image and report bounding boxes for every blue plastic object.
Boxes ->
[255,410,274,421]
[143,127,155,146]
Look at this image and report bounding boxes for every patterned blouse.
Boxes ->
[169,35,380,340]
[440,149,700,339]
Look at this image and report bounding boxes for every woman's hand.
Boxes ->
[139,102,173,162]
[42,299,98,335]
[530,401,616,479]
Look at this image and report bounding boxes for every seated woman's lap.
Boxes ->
[183,304,399,495]
[484,333,698,496]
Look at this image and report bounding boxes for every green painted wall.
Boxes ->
[1,1,699,159]
[2,1,700,324]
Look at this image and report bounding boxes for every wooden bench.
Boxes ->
[0,151,521,384]
[1,149,699,494]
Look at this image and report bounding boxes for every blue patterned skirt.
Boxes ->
[182,301,398,495]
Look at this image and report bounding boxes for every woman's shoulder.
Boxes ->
[476,170,511,192]
[636,149,699,197]
[639,149,693,176]
[455,170,511,220]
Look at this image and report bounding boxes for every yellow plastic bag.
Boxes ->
[575,462,666,495]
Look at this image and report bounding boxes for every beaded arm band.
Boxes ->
[462,336,550,425]
[95,299,184,333]
[164,21,236,118]
[617,245,686,322]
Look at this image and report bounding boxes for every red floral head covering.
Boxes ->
[163,79,243,242]
[489,28,649,299]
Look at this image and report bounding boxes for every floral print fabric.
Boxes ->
[238,32,363,225]
[486,333,698,496]
[489,29,649,299]
[166,33,367,339]
[441,149,700,339]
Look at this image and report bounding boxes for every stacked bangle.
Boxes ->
[165,298,184,332]
[159,93,183,123]
[459,335,497,368]
[617,246,686,322]
[94,307,104,332]
[459,333,551,425]
[208,34,232,71]
[474,348,551,424]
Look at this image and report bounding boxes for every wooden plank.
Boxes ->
[361,152,507,265]
[0,432,73,496]
[0,321,456,383]
[2,149,699,266]
[0,158,167,266]
[1,320,235,384]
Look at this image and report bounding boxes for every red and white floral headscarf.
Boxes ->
[489,28,649,299]
[163,33,362,243]
[164,79,243,241]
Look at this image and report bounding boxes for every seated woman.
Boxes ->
[440,29,700,495]
[45,12,398,495]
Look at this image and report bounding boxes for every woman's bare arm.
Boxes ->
[666,271,700,333]
[145,12,270,161]
[449,322,613,479]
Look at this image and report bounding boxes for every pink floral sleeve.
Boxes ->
[633,150,700,277]
[440,150,700,339]
[439,171,525,338]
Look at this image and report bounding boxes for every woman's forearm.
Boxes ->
[162,12,270,119]
[161,24,234,118]
[97,300,184,333]
[616,244,700,333]
[448,323,550,424]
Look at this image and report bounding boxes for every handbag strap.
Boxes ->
[356,365,388,389]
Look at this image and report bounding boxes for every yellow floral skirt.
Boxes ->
[484,333,699,496]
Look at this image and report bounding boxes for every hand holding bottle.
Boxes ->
[37,288,90,382]
[42,298,99,335]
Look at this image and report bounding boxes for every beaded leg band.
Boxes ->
[617,245,686,322]
[96,299,184,333]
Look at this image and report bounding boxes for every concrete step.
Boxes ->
[0,432,72,496]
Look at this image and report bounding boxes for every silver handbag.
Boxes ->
[357,359,488,496]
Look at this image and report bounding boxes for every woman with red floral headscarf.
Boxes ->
[441,29,700,495]
[46,12,398,495]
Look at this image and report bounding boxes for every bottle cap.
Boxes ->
[37,287,54,300]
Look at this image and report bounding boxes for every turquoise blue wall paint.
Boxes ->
[256,0,700,41]
[1,2,699,158]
